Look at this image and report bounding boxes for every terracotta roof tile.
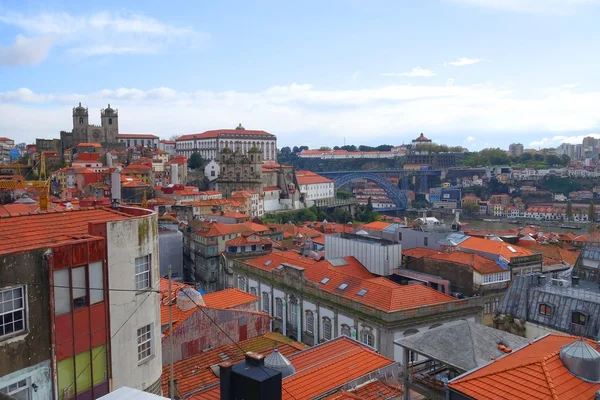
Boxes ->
[459,236,536,260]
[162,332,307,396]
[246,251,456,312]
[323,380,403,399]
[202,288,258,310]
[427,251,506,274]
[449,334,600,400]
[403,248,438,258]
[360,221,392,232]
[177,129,274,141]
[0,208,134,255]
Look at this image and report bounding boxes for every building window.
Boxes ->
[135,255,151,290]
[79,117,83,124]
[305,310,314,334]
[108,118,112,125]
[0,379,29,400]
[361,329,374,347]
[72,266,87,309]
[539,303,552,316]
[249,286,257,296]
[137,324,153,363]
[275,298,283,319]
[323,317,332,341]
[238,277,247,291]
[493,297,500,313]
[0,286,25,339]
[262,292,269,313]
[290,300,298,327]
[341,324,351,337]
[424,237,428,246]
[572,311,587,326]
[484,301,491,314]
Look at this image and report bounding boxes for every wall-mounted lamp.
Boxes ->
[31,383,38,392]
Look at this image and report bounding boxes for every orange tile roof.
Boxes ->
[459,236,536,260]
[360,221,392,232]
[0,208,133,255]
[162,332,307,396]
[188,221,253,237]
[323,380,403,399]
[212,211,249,219]
[246,251,456,312]
[448,334,600,400]
[427,251,506,274]
[117,133,159,139]
[296,170,333,185]
[225,234,273,247]
[191,337,396,400]
[202,288,259,310]
[403,247,438,258]
[262,186,280,191]
[520,243,580,266]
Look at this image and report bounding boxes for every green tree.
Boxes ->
[188,152,205,170]
[545,154,561,166]
[462,202,480,216]
[566,201,573,221]
[589,202,596,226]
[560,154,571,166]
[280,146,291,156]
[318,146,332,151]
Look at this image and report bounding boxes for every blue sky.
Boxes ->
[1,0,599,149]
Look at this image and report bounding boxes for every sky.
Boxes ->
[1,0,599,150]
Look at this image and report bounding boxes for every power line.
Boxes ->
[179,288,299,400]
[62,278,161,397]
[0,280,160,293]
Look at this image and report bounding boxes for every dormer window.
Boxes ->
[572,311,587,326]
[539,304,552,316]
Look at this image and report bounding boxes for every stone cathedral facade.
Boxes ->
[60,103,119,150]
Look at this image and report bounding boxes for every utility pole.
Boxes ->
[168,265,175,399]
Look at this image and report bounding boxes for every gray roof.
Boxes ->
[394,320,529,372]
[499,273,600,339]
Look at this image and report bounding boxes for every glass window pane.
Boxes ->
[54,270,71,315]
[72,267,87,301]
[58,357,75,400]
[75,351,92,394]
[92,346,107,385]
[89,262,104,304]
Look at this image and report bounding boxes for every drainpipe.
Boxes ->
[46,250,58,400]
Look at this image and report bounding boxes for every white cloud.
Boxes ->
[2,82,600,147]
[529,133,600,148]
[0,34,56,66]
[448,57,483,67]
[446,0,599,14]
[381,67,436,77]
[0,10,206,61]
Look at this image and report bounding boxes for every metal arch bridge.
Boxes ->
[318,171,410,209]
[317,169,442,210]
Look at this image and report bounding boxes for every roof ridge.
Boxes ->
[540,354,559,400]
[452,359,546,384]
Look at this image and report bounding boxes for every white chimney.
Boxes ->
[171,164,179,185]
[111,169,122,205]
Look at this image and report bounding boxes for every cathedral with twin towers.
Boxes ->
[60,103,119,150]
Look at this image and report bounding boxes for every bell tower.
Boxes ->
[72,102,89,130]
[101,104,119,142]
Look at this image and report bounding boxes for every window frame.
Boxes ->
[275,298,283,319]
[572,311,587,326]
[361,330,374,347]
[0,378,30,400]
[135,255,151,291]
[137,323,153,363]
[539,303,552,316]
[262,292,269,314]
[323,317,332,341]
[0,285,26,340]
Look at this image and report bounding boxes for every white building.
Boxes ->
[105,207,163,393]
[117,134,160,149]
[296,170,335,202]
[325,233,402,276]
[229,251,482,364]
[204,160,220,182]
[158,140,176,157]
[176,124,277,161]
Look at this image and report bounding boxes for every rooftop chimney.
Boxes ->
[111,169,121,207]
[220,352,282,400]
[572,275,580,287]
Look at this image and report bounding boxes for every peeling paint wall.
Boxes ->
[162,307,271,365]
[0,360,52,400]
[106,213,162,393]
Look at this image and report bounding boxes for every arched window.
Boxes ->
[539,304,552,316]
[340,324,351,337]
[289,296,298,327]
[108,118,112,125]
[305,310,314,334]
[79,117,84,124]
[323,317,332,341]
[361,329,374,347]
[403,328,419,337]
[275,298,283,319]
[249,286,257,296]
[262,292,269,314]
[237,276,246,291]
[572,311,587,326]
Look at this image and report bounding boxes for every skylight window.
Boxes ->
[276,264,284,270]
[507,246,517,253]
[264,260,272,266]
[338,283,348,290]
[320,277,330,284]
[357,288,368,297]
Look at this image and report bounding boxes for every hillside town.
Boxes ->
[0,101,600,400]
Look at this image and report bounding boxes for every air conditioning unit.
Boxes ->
[551,278,569,287]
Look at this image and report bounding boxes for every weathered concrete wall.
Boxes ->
[159,230,183,280]
[0,360,52,400]
[406,258,475,296]
[106,213,162,393]
[0,251,51,379]
[162,307,271,365]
